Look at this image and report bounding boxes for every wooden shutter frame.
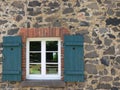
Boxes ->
[64,35,84,82]
[2,36,22,81]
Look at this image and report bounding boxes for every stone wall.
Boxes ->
[0,0,120,90]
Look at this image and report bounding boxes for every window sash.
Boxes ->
[26,38,61,80]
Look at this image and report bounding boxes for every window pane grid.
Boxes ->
[27,39,60,79]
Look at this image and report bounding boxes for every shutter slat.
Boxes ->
[64,35,84,82]
[3,71,20,74]
[64,71,84,75]
[64,42,83,46]
[3,43,20,47]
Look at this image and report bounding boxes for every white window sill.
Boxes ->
[20,80,65,88]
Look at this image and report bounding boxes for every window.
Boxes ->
[26,38,61,80]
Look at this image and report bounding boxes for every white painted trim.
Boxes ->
[26,37,61,80]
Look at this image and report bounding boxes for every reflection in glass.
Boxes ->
[46,64,58,74]
[46,41,58,51]
[30,64,41,74]
[46,52,58,62]
[30,41,41,51]
[30,53,41,63]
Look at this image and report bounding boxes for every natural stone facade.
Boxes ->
[0,0,120,90]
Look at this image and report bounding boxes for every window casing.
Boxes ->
[26,38,61,80]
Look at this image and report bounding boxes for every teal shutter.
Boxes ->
[64,35,84,82]
[2,36,22,81]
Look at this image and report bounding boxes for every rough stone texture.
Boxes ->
[0,20,8,25]
[84,35,92,43]
[111,87,119,90]
[76,30,89,35]
[108,34,116,39]
[86,3,99,10]
[85,51,98,58]
[15,15,23,22]
[99,28,108,34]
[0,0,120,90]
[101,57,109,66]
[85,45,95,51]
[107,8,114,15]
[28,1,41,7]
[100,76,113,82]
[103,46,115,55]
[112,27,120,32]
[97,84,111,89]
[116,45,120,55]
[115,56,120,64]
[104,38,112,46]
[85,64,97,74]
[63,8,74,14]
[111,68,116,75]
[7,28,19,35]
[116,11,120,17]
[113,82,120,86]
[106,18,120,26]
[95,37,102,45]
[11,1,24,9]
[80,21,90,26]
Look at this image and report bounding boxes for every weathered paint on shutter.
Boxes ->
[64,35,84,82]
[2,36,22,81]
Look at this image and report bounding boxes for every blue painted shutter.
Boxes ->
[64,35,84,82]
[2,36,22,81]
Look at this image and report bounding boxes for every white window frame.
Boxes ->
[26,37,61,80]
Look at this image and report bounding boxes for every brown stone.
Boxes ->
[100,76,113,82]
[86,3,99,10]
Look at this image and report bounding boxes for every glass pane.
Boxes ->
[46,52,58,62]
[46,64,58,74]
[30,41,41,51]
[29,64,41,74]
[46,41,58,51]
[30,53,41,63]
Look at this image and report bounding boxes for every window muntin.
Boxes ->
[26,38,61,80]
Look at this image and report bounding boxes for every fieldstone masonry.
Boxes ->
[0,0,120,90]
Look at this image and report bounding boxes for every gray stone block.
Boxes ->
[8,28,19,35]
[86,3,99,10]
[100,76,113,82]
[104,38,112,46]
[85,45,95,51]
[115,56,120,64]
[80,21,90,26]
[85,64,97,74]
[104,46,115,55]
[85,51,98,58]
[0,20,8,25]
[28,1,41,7]
[11,1,24,9]
[101,57,109,66]
[116,11,120,17]
[97,84,111,89]
[63,8,74,14]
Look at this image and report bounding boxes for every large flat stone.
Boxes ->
[85,51,98,58]
[86,3,99,10]
[103,46,115,55]
[85,64,97,74]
